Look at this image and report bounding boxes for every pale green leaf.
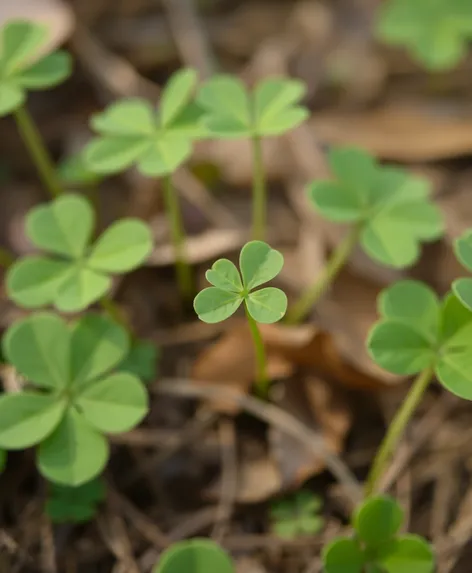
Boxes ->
[84,136,150,175]
[54,266,110,313]
[205,259,243,293]
[329,147,376,200]
[136,135,191,176]
[0,81,24,116]
[16,51,72,88]
[197,75,251,129]
[201,115,251,138]
[439,292,472,344]
[2,20,48,74]
[160,68,198,127]
[361,217,419,268]
[246,287,287,324]
[452,278,472,312]
[239,241,284,290]
[193,287,242,323]
[254,78,307,135]
[308,181,363,222]
[154,539,235,573]
[256,107,308,136]
[454,229,472,272]
[91,99,155,136]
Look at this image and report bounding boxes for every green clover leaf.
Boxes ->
[45,476,106,524]
[0,20,72,117]
[322,538,365,573]
[376,0,472,70]
[0,312,148,485]
[153,539,234,573]
[196,75,308,138]
[353,496,403,546]
[6,193,153,312]
[193,241,287,324]
[58,150,102,187]
[270,490,324,539]
[368,280,472,400]
[452,229,472,311]
[309,147,443,268]
[84,68,205,176]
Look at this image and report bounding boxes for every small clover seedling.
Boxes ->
[270,490,324,539]
[0,312,148,485]
[45,477,106,524]
[288,147,443,324]
[153,539,234,573]
[376,0,472,70]
[197,75,308,240]
[323,496,434,573]
[194,241,287,394]
[6,193,152,312]
[452,230,472,312]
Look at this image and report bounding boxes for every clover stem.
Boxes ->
[162,174,193,299]
[245,304,269,397]
[364,365,435,498]
[13,106,63,198]
[285,225,361,325]
[251,134,266,241]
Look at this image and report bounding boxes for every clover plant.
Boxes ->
[287,147,444,323]
[196,75,308,240]
[376,0,472,70]
[270,490,324,539]
[452,229,472,311]
[194,240,287,395]
[153,539,234,573]
[323,496,434,573]
[45,476,106,523]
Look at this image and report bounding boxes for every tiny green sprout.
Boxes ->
[452,229,472,311]
[153,538,234,573]
[0,312,148,486]
[287,147,443,324]
[0,20,72,117]
[323,496,434,573]
[6,193,152,312]
[194,241,287,394]
[45,476,106,524]
[196,75,308,240]
[119,339,159,383]
[376,0,472,70]
[270,490,324,539]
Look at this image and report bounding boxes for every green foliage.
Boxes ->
[453,230,472,311]
[58,151,102,186]
[0,312,148,485]
[119,339,159,383]
[0,448,6,473]
[45,476,106,523]
[367,280,472,400]
[6,193,152,312]
[194,241,287,324]
[376,0,472,70]
[309,147,443,268]
[323,496,434,573]
[154,539,234,573]
[84,68,204,176]
[0,20,72,116]
[270,490,324,539]
[196,75,308,138]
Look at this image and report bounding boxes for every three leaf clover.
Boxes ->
[270,490,324,539]
[84,68,204,176]
[452,230,472,312]
[0,312,148,485]
[309,147,443,268]
[376,0,472,70]
[368,280,472,400]
[323,496,434,573]
[45,477,106,523]
[154,539,234,573]
[196,75,308,138]
[6,193,153,312]
[0,20,72,116]
[194,241,287,324]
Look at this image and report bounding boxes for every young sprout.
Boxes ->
[0,20,72,197]
[323,495,434,573]
[6,193,152,313]
[153,539,234,573]
[45,477,106,524]
[196,75,308,241]
[0,312,148,485]
[270,490,324,539]
[376,0,472,70]
[366,281,472,495]
[194,241,287,396]
[287,147,443,324]
[84,68,205,298]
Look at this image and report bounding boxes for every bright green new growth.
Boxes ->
[45,477,106,523]
[309,147,443,268]
[0,313,148,485]
[6,193,152,312]
[270,490,324,539]
[84,68,204,176]
[452,229,472,312]
[153,539,234,573]
[0,20,72,116]
[376,0,472,70]
[368,280,472,400]
[323,496,434,573]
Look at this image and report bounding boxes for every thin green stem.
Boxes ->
[286,225,361,325]
[245,304,269,397]
[13,106,63,198]
[162,174,193,298]
[251,134,266,241]
[364,365,435,498]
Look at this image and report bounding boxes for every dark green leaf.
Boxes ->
[322,538,364,573]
